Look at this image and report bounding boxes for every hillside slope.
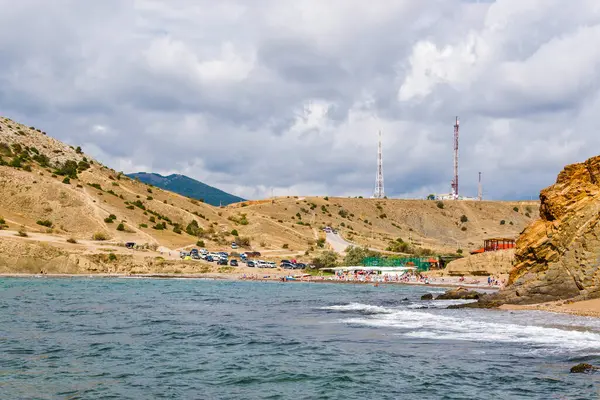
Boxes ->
[128,172,245,206]
[0,116,538,274]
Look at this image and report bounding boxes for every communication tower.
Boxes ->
[373,130,385,198]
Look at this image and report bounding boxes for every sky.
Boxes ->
[1,0,600,200]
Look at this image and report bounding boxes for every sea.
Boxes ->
[1,278,600,399]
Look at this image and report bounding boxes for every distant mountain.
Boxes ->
[127,172,245,206]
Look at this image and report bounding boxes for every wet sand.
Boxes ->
[500,298,600,318]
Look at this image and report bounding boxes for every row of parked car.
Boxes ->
[179,248,312,269]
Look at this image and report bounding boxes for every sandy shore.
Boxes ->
[0,272,502,291]
[500,298,600,318]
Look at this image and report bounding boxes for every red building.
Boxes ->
[471,238,516,254]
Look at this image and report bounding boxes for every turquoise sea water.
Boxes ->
[2,278,600,399]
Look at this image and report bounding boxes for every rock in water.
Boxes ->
[420,293,433,300]
[570,363,599,374]
[489,155,600,305]
[435,287,482,300]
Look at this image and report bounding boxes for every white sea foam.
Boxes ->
[321,303,393,314]
[342,308,600,352]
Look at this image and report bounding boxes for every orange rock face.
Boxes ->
[498,155,600,304]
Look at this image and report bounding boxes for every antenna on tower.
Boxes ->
[478,172,483,201]
[373,130,385,199]
[451,117,459,200]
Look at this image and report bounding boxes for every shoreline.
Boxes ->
[499,298,600,318]
[0,272,500,291]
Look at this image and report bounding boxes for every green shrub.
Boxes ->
[92,232,109,241]
[62,177,70,184]
[282,243,289,249]
[117,223,125,231]
[324,196,329,201]
[196,240,205,247]
[75,146,82,154]
[460,215,468,223]
[139,223,148,228]
[173,225,182,234]
[231,229,239,236]
[66,237,78,244]
[513,206,519,212]
[457,249,463,254]
[436,201,444,209]
[500,220,506,225]
[525,212,531,218]
[36,220,53,228]
[16,226,28,237]
[108,253,117,262]
[237,236,251,247]
[147,196,153,201]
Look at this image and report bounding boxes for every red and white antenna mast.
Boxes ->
[451,117,459,200]
[373,130,385,198]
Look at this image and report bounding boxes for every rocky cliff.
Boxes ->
[491,155,600,305]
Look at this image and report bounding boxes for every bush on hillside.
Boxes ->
[513,206,519,212]
[196,240,205,247]
[54,160,79,179]
[117,223,125,231]
[92,232,109,241]
[237,236,251,247]
[16,226,28,237]
[36,220,53,228]
[460,215,468,223]
[231,229,239,236]
[139,223,148,228]
[436,201,444,209]
[316,238,326,248]
[66,237,77,244]
[500,220,506,225]
[282,243,289,249]
[173,225,182,234]
[311,251,338,269]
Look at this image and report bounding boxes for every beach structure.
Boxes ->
[470,237,516,254]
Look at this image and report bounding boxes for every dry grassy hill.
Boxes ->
[0,116,539,274]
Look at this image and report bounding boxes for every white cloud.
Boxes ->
[1,0,600,200]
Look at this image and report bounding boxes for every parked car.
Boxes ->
[231,242,238,249]
[247,260,256,267]
[206,255,214,262]
[230,259,238,267]
[281,259,291,264]
[280,262,295,269]
[295,263,306,269]
[217,258,228,265]
[191,253,201,260]
[267,262,276,268]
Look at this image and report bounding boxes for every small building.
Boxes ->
[471,238,516,254]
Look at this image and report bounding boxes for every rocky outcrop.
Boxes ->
[489,155,600,305]
[435,287,483,300]
[570,363,599,374]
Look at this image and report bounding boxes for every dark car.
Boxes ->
[247,261,256,267]
[217,258,228,265]
[230,259,238,267]
[295,263,306,269]
[280,262,295,269]
[281,259,291,264]
[206,255,214,262]
[191,253,201,260]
